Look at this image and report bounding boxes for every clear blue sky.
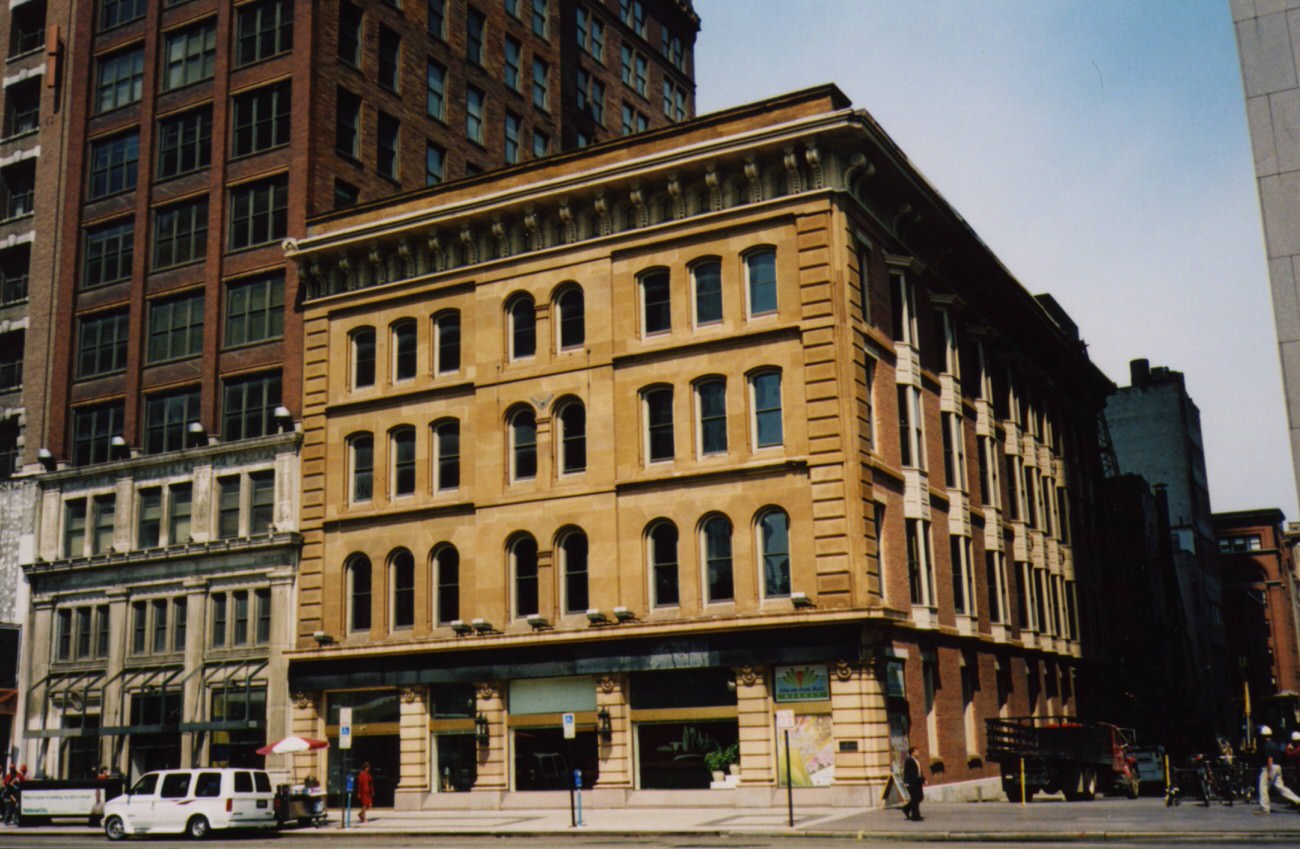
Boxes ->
[693,0,1295,519]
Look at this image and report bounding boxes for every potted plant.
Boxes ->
[704,742,740,781]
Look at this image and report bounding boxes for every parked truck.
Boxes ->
[986,716,1141,802]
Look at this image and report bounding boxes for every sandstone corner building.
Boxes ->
[284,85,1113,806]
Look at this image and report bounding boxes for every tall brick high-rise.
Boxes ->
[10,0,698,780]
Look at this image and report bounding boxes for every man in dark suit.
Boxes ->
[902,747,925,821]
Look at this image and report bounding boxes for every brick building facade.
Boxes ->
[282,85,1112,807]
[19,0,697,780]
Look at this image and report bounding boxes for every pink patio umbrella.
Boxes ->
[256,736,330,756]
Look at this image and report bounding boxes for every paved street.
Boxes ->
[0,797,1298,847]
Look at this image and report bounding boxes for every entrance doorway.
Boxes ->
[512,727,598,790]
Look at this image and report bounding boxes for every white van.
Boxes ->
[102,768,277,840]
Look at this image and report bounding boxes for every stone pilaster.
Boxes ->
[180,580,206,769]
[290,690,325,784]
[23,597,53,773]
[395,685,430,809]
[735,664,773,785]
[472,682,506,791]
[594,674,630,788]
[829,657,891,790]
[263,568,295,773]
[101,587,130,776]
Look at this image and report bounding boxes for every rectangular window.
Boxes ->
[697,380,726,455]
[531,0,547,36]
[255,588,272,643]
[229,176,288,250]
[504,36,521,91]
[95,47,145,113]
[72,402,123,466]
[467,8,485,64]
[377,112,399,179]
[144,387,201,454]
[211,593,227,647]
[157,107,212,179]
[131,600,146,654]
[334,180,359,208]
[153,197,208,269]
[218,475,241,538]
[426,61,445,120]
[92,493,115,554]
[576,7,603,60]
[338,2,362,66]
[151,598,168,652]
[466,87,485,144]
[4,78,40,136]
[88,132,139,199]
[147,291,204,363]
[138,487,162,548]
[173,597,187,651]
[576,69,604,124]
[378,25,401,91]
[250,471,275,534]
[76,607,93,658]
[232,81,291,157]
[100,0,147,31]
[641,270,670,334]
[64,498,87,558]
[168,482,192,543]
[645,387,673,462]
[532,59,548,109]
[94,603,111,657]
[225,272,284,347]
[427,0,445,38]
[620,0,646,36]
[77,310,130,378]
[222,371,281,442]
[162,20,217,91]
[905,518,934,606]
[236,0,293,66]
[532,130,548,158]
[336,88,361,157]
[425,144,444,186]
[0,244,29,306]
[504,112,520,164]
[233,590,249,645]
[662,80,686,121]
[83,219,134,290]
[56,609,72,660]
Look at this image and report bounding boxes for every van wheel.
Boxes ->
[104,816,127,841]
[186,815,210,840]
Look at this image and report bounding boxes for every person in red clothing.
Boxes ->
[356,763,374,823]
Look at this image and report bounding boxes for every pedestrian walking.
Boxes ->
[901,747,925,821]
[0,765,16,826]
[1257,725,1300,813]
[357,762,374,823]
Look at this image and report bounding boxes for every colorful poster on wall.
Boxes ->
[775,714,835,787]
[773,664,830,702]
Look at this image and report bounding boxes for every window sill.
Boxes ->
[232,51,292,72]
[229,142,290,163]
[222,335,284,353]
[6,47,46,64]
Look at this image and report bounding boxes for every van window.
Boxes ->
[195,772,222,797]
[160,773,191,798]
[234,772,253,793]
[130,774,159,796]
[253,772,271,793]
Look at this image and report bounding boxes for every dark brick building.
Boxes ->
[17,0,698,781]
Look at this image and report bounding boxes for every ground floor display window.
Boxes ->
[326,691,399,807]
[62,715,100,779]
[129,694,183,781]
[636,721,737,789]
[435,734,476,791]
[209,687,266,768]
[513,727,598,790]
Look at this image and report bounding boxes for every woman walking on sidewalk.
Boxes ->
[357,763,375,823]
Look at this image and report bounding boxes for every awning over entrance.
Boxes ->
[289,622,866,692]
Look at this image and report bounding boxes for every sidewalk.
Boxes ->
[284,797,1300,840]
[10,797,1300,841]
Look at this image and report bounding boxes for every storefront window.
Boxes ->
[210,686,267,767]
[326,691,400,807]
[630,669,738,789]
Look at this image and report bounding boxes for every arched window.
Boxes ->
[391,426,416,496]
[433,309,461,374]
[695,378,727,455]
[349,433,374,503]
[559,529,589,613]
[749,370,783,448]
[507,294,536,360]
[643,386,674,462]
[639,269,671,334]
[351,327,376,389]
[432,419,460,491]
[555,286,585,350]
[701,515,733,602]
[745,248,777,316]
[346,554,372,632]
[648,521,679,607]
[391,319,417,381]
[433,545,459,625]
[757,508,790,598]
[692,259,722,326]
[390,548,415,630]
[511,534,539,618]
[509,407,537,481]
[556,400,586,474]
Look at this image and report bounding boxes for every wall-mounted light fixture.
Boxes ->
[596,707,612,742]
[526,614,550,630]
[450,619,473,636]
[586,609,609,625]
[274,406,293,432]
[791,591,815,609]
[475,713,490,746]
[187,421,208,447]
[613,606,636,623]
[312,630,334,646]
[110,435,129,459]
[471,618,494,634]
[37,448,55,471]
